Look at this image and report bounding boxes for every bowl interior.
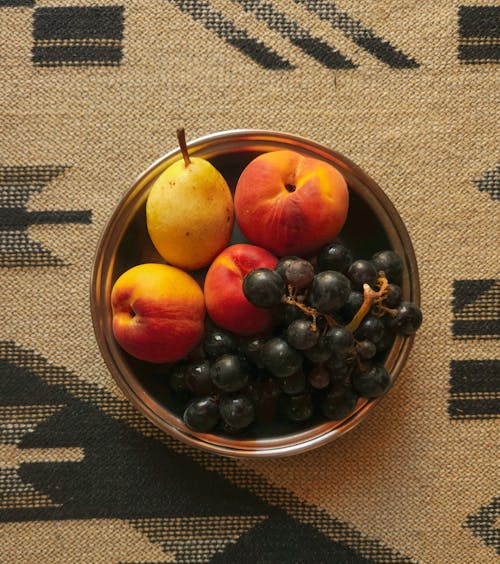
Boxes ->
[91,130,419,457]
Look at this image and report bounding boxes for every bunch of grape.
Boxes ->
[169,243,422,435]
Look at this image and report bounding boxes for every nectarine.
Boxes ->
[111,263,205,363]
[204,244,278,336]
[234,150,348,257]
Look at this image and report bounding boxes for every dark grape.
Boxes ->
[185,360,212,395]
[204,329,236,359]
[352,364,390,398]
[308,364,331,389]
[372,250,402,284]
[385,283,402,308]
[376,327,396,353]
[173,242,422,435]
[317,242,352,273]
[219,394,255,430]
[326,356,352,383]
[210,355,248,392]
[325,326,354,357]
[356,358,374,375]
[279,302,309,326]
[275,256,301,280]
[286,318,320,350]
[347,260,378,290]
[303,337,332,362]
[339,290,364,322]
[308,271,351,312]
[387,301,423,336]
[252,379,280,424]
[243,268,286,308]
[262,338,303,378]
[183,397,219,432]
[355,340,377,360]
[284,259,315,288]
[286,393,313,422]
[322,386,358,420]
[280,370,307,395]
[354,315,385,343]
[169,364,188,393]
[239,337,266,368]
[186,343,206,362]
[238,354,254,376]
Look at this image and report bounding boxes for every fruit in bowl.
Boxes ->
[111,263,205,363]
[146,129,234,270]
[234,149,349,257]
[203,243,279,336]
[91,130,422,457]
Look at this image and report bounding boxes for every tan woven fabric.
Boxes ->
[1,1,498,563]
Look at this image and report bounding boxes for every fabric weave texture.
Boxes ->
[0,2,498,563]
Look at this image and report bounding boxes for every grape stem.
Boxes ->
[282,272,394,334]
[374,304,399,317]
[281,296,339,331]
[282,296,318,330]
[346,274,390,332]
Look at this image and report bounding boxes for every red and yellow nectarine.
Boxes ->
[234,150,348,257]
[111,263,205,363]
[204,244,278,336]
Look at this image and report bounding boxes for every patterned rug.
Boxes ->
[1,2,498,562]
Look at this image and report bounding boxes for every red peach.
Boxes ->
[111,263,205,363]
[234,150,349,257]
[204,244,278,336]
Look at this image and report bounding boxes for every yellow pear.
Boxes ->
[146,129,234,270]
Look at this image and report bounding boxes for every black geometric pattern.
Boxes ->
[452,279,500,339]
[448,360,500,420]
[458,6,500,64]
[294,0,419,68]
[8,2,500,70]
[474,162,500,200]
[230,0,356,69]
[0,1,34,6]
[448,157,499,424]
[0,340,415,563]
[464,496,500,555]
[32,6,125,67]
[0,166,91,268]
[168,0,418,69]
[168,0,294,70]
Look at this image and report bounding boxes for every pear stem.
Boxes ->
[176,128,191,167]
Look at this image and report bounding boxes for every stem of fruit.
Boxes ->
[282,296,317,329]
[176,128,191,167]
[346,275,390,333]
[375,304,399,317]
[281,296,339,331]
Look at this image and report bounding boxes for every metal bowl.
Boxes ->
[91,129,420,458]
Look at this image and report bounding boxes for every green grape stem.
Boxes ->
[346,274,390,332]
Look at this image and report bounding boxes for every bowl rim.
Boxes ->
[90,128,420,458]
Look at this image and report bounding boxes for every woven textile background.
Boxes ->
[1,1,499,562]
